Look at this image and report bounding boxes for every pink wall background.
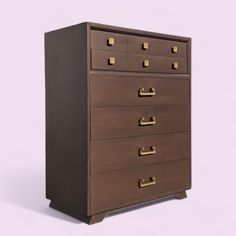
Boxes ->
[1,0,236,235]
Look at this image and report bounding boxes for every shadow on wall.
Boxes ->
[0,167,176,224]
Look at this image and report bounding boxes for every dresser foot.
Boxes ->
[85,213,106,224]
[49,201,105,224]
[175,191,187,199]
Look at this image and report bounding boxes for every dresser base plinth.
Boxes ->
[175,191,187,200]
[49,201,105,224]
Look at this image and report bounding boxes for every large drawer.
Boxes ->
[91,76,190,107]
[90,159,191,213]
[127,35,187,58]
[91,105,190,140]
[91,50,187,74]
[91,132,191,174]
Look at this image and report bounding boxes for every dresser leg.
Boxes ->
[49,201,105,224]
[175,191,187,199]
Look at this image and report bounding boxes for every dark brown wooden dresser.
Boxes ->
[45,22,191,224]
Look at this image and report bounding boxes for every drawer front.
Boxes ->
[128,35,187,58]
[91,105,190,140]
[92,50,127,71]
[91,159,191,213]
[91,76,190,107]
[91,132,191,174]
[91,30,127,52]
[91,50,187,74]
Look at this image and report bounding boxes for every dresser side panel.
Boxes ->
[187,38,192,189]
[45,23,89,215]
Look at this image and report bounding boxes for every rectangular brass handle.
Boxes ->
[139,177,156,188]
[138,88,155,97]
[139,116,156,126]
[139,146,157,156]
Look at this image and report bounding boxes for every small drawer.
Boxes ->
[91,159,191,213]
[91,50,128,71]
[132,54,187,74]
[91,105,190,140]
[91,132,191,174]
[128,35,187,58]
[91,50,187,74]
[91,30,127,52]
[91,76,190,107]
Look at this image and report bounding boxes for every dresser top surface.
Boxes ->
[45,22,191,42]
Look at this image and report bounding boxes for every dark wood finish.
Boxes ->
[92,49,187,74]
[90,70,190,79]
[91,105,190,140]
[127,35,187,58]
[175,191,187,199]
[91,30,127,52]
[50,201,106,224]
[91,132,190,174]
[45,22,191,224]
[91,30,186,57]
[91,159,191,213]
[45,23,90,216]
[91,76,190,107]
[90,22,190,42]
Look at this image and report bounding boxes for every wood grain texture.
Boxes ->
[45,22,89,215]
[187,38,192,188]
[91,29,186,58]
[91,30,127,51]
[127,35,187,58]
[91,76,190,107]
[91,105,190,140]
[45,22,191,224]
[50,201,106,224]
[89,22,191,42]
[91,132,190,174]
[91,50,187,74]
[91,159,191,213]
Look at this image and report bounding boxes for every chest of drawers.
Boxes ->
[45,22,191,224]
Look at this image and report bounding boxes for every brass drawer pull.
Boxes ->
[172,45,178,53]
[139,146,157,156]
[139,177,156,188]
[107,37,115,46]
[139,116,156,126]
[108,57,115,65]
[143,59,149,67]
[142,42,149,50]
[139,88,155,97]
[172,62,179,70]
